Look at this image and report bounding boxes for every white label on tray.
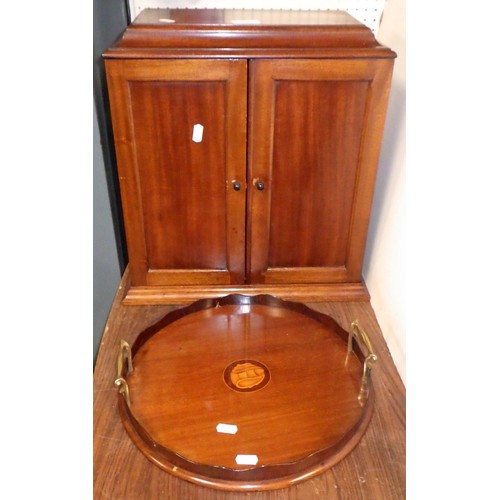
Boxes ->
[235,454,258,465]
[216,423,238,435]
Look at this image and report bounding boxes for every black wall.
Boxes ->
[93,0,130,272]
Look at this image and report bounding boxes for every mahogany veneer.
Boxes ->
[94,269,406,498]
[116,294,376,490]
[103,9,396,304]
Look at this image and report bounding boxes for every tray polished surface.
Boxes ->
[116,295,375,490]
[94,269,406,498]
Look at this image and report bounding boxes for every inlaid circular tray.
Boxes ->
[114,295,377,491]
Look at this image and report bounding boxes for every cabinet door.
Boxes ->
[247,59,393,284]
[106,59,247,286]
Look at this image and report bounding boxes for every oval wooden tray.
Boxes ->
[115,295,376,491]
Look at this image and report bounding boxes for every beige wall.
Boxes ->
[363,0,406,383]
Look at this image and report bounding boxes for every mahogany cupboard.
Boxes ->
[104,9,396,304]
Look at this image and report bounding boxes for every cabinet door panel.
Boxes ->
[268,79,368,268]
[247,59,393,284]
[106,59,247,286]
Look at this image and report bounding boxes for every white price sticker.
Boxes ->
[216,423,238,435]
[192,124,204,143]
[235,454,258,465]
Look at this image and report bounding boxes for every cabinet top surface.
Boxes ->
[105,8,395,59]
[133,8,362,27]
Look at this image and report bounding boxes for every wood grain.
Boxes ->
[104,9,390,59]
[268,79,367,268]
[115,295,374,490]
[121,281,370,305]
[103,10,396,303]
[247,59,394,285]
[105,59,248,287]
[94,269,405,498]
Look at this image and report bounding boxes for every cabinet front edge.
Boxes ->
[122,283,370,305]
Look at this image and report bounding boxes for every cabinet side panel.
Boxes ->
[129,81,227,270]
[268,80,369,268]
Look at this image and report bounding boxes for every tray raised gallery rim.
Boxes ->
[114,294,376,491]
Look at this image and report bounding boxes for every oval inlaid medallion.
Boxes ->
[223,359,270,392]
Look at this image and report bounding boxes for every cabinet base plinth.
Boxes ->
[123,282,370,305]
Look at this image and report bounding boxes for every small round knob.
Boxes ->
[256,181,265,191]
[233,181,241,191]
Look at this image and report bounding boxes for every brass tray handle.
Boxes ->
[346,320,378,406]
[114,340,133,407]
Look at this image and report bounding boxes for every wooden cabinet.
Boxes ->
[104,9,396,304]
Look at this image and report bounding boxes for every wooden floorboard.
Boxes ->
[94,271,405,499]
